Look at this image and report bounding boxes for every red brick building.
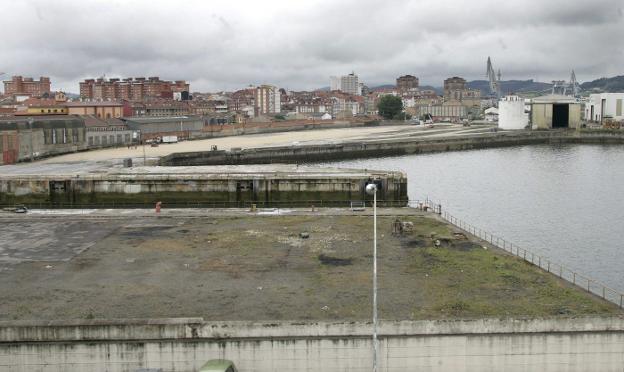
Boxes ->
[79,77,189,101]
[396,75,419,93]
[3,76,51,97]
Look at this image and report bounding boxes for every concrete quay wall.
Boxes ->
[0,170,408,206]
[201,119,387,139]
[160,129,624,166]
[2,317,624,371]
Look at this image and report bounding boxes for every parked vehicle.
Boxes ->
[2,205,27,213]
[162,135,178,143]
[199,360,238,372]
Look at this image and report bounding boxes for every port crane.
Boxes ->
[486,57,501,100]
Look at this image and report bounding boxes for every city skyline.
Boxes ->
[2,0,623,93]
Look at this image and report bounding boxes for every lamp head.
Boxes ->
[365,183,377,195]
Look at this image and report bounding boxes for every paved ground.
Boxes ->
[0,163,402,178]
[0,220,120,265]
[0,209,618,321]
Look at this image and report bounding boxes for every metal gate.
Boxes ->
[1,132,19,165]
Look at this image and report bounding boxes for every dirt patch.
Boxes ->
[402,238,428,248]
[121,225,175,238]
[452,241,480,251]
[318,254,353,266]
[136,238,191,252]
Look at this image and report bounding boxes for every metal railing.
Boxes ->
[414,199,624,308]
[0,199,410,210]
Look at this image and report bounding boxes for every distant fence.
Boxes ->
[412,198,624,308]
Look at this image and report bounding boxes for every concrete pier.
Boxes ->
[0,164,407,206]
[160,129,624,166]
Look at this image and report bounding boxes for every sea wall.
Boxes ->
[0,168,407,207]
[161,129,624,166]
[2,317,624,371]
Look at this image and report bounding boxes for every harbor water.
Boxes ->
[325,144,624,292]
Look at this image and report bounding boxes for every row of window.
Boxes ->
[88,133,131,147]
[88,127,128,132]
[43,128,83,145]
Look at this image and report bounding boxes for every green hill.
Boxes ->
[580,76,624,93]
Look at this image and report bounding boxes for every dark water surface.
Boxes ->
[325,144,624,292]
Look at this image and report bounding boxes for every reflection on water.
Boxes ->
[325,145,624,292]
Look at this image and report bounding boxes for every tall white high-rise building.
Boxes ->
[330,76,341,91]
[254,85,281,115]
[340,72,360,95]
[329,72,362,95]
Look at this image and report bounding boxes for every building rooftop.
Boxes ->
[122,115,200,123]
[532,94,578,104]
[82,115,127,128]
[65,101,124,107]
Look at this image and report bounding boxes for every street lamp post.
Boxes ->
[365,183,378,372]
[28,117,34,162]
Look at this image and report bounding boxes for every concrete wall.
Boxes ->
[0,171,408,206]
[532,103,553,129]
[2,317,624,372]
[161,129,624,167]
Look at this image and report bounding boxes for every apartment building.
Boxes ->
[79,77,189,101]
[3,76,51,97]
[254,85,281,115]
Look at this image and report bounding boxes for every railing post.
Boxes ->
[573,272,576,284]
[603,287,606,299]
[620,295,623,308]
[547,262,550,272]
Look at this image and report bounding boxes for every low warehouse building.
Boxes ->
[84,115,137,148]
[0,116,87,165]
[122,116,204,142]
[585,93,624,124]
[531,95,581,129]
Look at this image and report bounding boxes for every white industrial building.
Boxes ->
[585,93,624,123]
[498,96,528,130]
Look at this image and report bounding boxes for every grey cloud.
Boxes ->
[2,0,622,92]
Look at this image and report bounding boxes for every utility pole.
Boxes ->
[141,131,146,165]
[28,117,34,162]
[366,183,379,372]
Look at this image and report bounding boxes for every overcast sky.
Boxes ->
[2,0,623,93]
